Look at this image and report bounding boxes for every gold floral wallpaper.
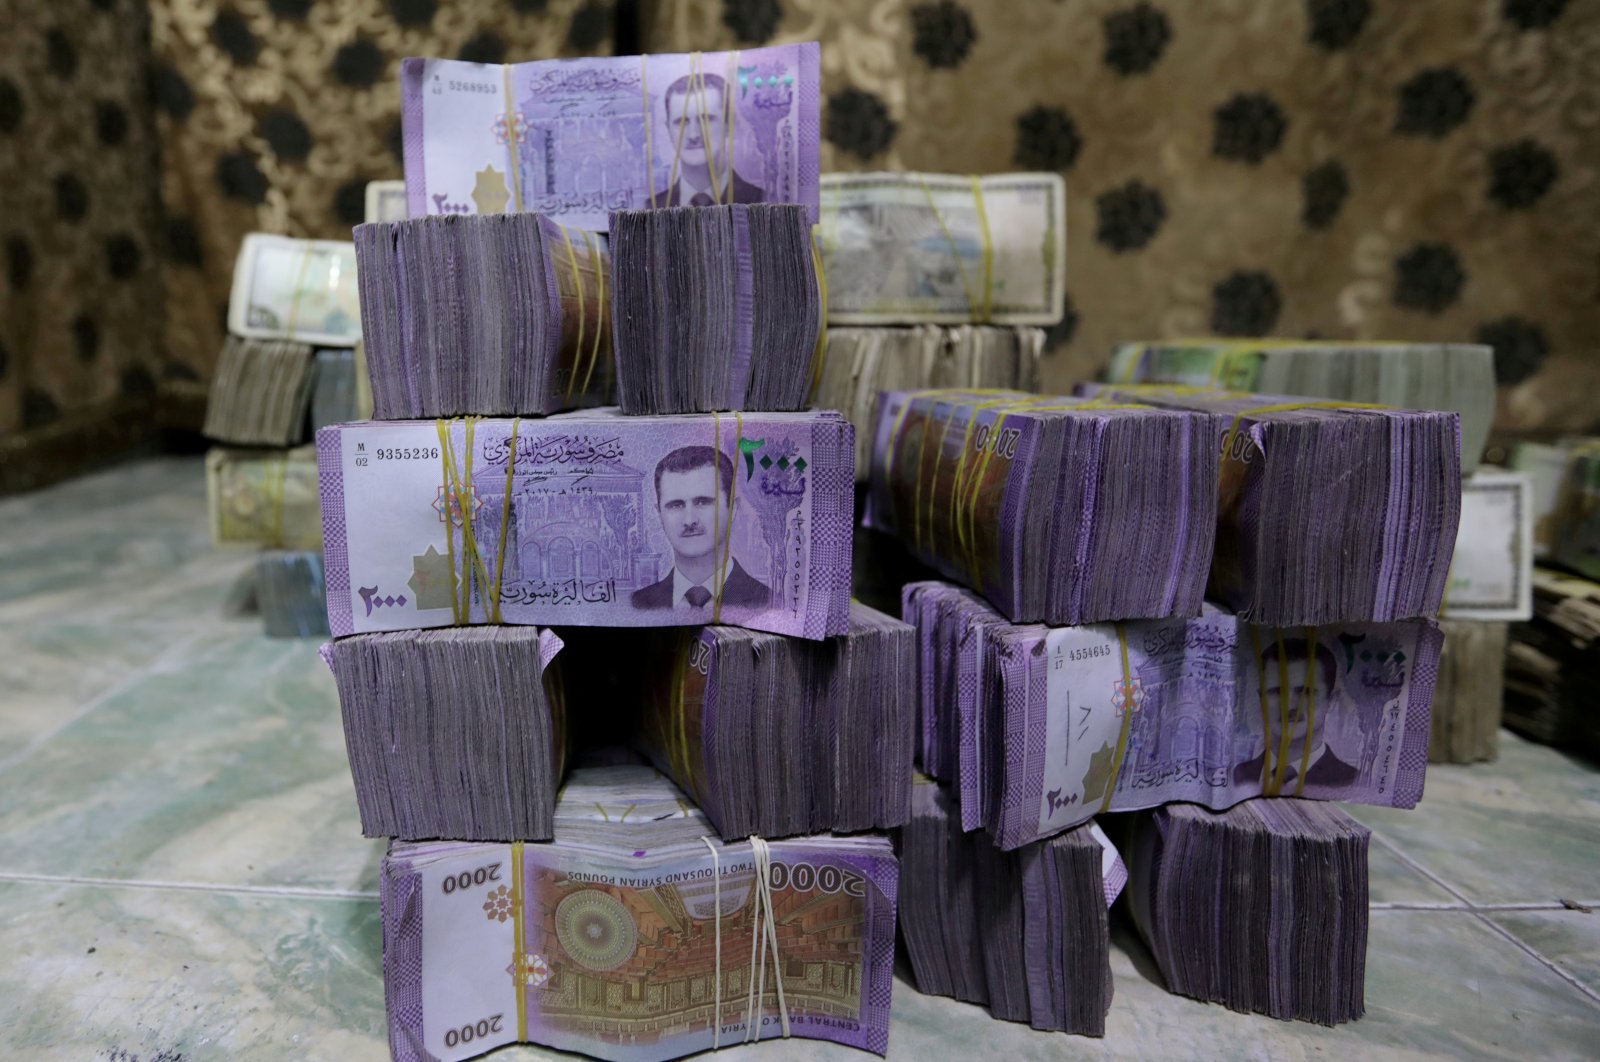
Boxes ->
[1,0,1598,449]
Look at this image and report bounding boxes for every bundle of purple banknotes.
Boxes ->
[381,765,897,1062]
[610,204,821,414]
[316,410,855,640]
[864,389,1220,626]
[324,626,567,841]
[897,778,1124,1036]
[903,580,1441,851]
[1080,383,1462,625]
[353,213,613,419]
[1127,799,1372,1025]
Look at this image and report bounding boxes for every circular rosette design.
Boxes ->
[554,890,638,972]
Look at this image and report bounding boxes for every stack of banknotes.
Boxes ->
[1127,800,1371,1025]
[353,214,613,418]
[257,550,329,638]
[1083,383,1462,625]
[205,446,322,550]
[400,45,821,231]
[381,765,897,1062]
[560,602,916,839]
[325,626,567,840]
[1107,340,1494,473]
[817,173,1066,325]
[1510,437,1599,558]
[315,410,855,639]
[1505,568,1600,758]
[610,204,820,414]
[865,390,1219,625]
[202,337,316,446]
[310,348,361,433]
[1428,619,1507,763]
[814,326,1044,479]
[902,580,1441,850]
[228,233,361,347]
[898,778,1122,1036]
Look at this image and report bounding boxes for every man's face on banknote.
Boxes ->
[667,83,726,171]
[656,464,728,562]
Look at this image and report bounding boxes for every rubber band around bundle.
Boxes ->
[501,64,525,213]
[435,417,522,625]
[1098,622,1138,814]
[918,176,994,323]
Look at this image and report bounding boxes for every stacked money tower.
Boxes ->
[314,44,928,1062]
[204,230,366,637]
[861,328,1475,1027]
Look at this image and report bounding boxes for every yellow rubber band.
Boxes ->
[559,226,587,404]
[283,247,316,341]
[1098,622,1137,814]
[577,229,607,399]
[1294,626,1319,797]
[1247,625,1274,793]
[808,225,828,402]
[501,65,524,213]
[511,840,527,1039]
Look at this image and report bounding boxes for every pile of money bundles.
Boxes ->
[898,778,1122,1035]
[325,626,567,840]
[1127,800,1371,1025]
[203,337,316,446]
[902,580,1441,850]
[354,213,613,418]
[610,204,820,414]
[316,411,855,639]
[381,766,897,1062]
[1428,619,1507,763]
[1084,384,1462,626]
[1107,340,1495,473]
[865,390,1219,626]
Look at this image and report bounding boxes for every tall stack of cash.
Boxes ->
[327,41,920,1062]
[897,778,1122,1036]
[1127,800,1372,1025]
[1505,568,1600,758]
[1108,340,1495,473]
[204,231,362,637]
[1430,620,1508,763]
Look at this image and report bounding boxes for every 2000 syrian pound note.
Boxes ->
[401,45,821,231]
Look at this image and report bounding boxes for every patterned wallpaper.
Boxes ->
[1,0,1597,445]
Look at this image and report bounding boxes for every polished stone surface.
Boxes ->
[1,457,1598,1060]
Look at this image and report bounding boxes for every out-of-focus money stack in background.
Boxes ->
[203,217,379,638]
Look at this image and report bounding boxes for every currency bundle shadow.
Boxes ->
[897,778,1121,1035]
[354,213,613,418]
[1126,799,1370,1025]
[324,626,567,841]
[609,203,820,414]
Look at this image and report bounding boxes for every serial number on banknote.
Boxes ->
[375,447,442,461]
[446,80,497,94]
